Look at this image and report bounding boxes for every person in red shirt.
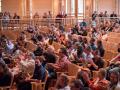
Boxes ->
[89,68,110,90]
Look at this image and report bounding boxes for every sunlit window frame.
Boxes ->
[0,0,2,12]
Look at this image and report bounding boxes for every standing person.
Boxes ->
[56,12,63,25]
[92,11,97,21]
[110,12,117,20]
[13,13,20,24]
[104,11,109,17]
[110,12,117,18]
[47,11,52,26]
[2,12,10,30]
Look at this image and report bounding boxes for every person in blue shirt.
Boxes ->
[32,56,46,82]
[80,19,87,29]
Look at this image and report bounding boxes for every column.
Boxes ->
[26,0,30,17]
[75,0,78,18]
[30,0,32,19]
[116,0,120,16]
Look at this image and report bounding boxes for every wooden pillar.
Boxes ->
[116,0,120,16]
[85,0,92,18]
[59,0,62,12]
[75,0,78,18]
[26,0,30,18]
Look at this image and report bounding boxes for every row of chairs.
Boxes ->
[108,32,120,38]
[31,63,82,90]
[103,41,119,52]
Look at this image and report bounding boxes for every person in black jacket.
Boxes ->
[0,62,12,86]
[97,40,105,57]
[32,56,46,82]
[34,43,43,56]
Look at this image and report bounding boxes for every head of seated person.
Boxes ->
[109,68,120,89]
[98,68,107,80]
[85,46,94,59]
[70,79,90,90]
[76,70,90,87]
[89,38,97,51]
[56,74,70,90]
[58,47,68,58]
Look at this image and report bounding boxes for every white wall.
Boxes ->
[32,0,53,17]
[2,0,55,17]
[98,0,116,14]
[2,0,22,16]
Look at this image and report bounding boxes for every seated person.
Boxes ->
[27,24,35,33]
[6,40,14,54]
[89,38,97,51]
[55,74,70,90]
[15,72,32,90]
[84,46,98,70]
[19,51,35,76]
[45,47,71,90]
[70,79,90,90]
[89,68,110,90]
[47,47,71,73]
[0,49,6,64]
[0,62,12,86]
[15,52,35,90]
[89,55,104,71]
[76,70,90,88]
[97,40,105,57]
[16,36,27,48]
[109,68,120,90]
[72,45,87,64]
[32,56,46,82]
[43,46,56,65]
[34,43,43,56]
[80,19,87,29]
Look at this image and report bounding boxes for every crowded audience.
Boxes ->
[0,10,120,90]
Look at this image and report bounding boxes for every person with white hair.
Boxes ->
[19,52,35,76]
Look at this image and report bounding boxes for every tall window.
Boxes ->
[71,0,75,16]
[0,0,2,12]
[66,0,84,17]
[30,0,32,19]
[78,0,84,16]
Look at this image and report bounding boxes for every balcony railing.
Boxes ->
[0,17,119,31]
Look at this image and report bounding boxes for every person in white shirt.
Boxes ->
[19,52,35,77]
[84,46,98,70]
[6,40,14,54]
